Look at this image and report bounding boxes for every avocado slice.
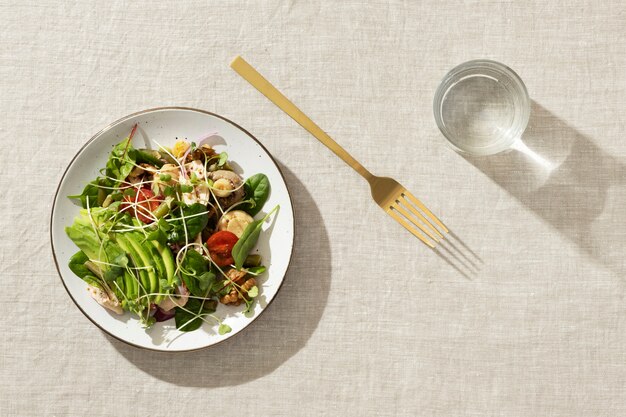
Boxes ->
[123,270,137,301]
[143,239,167,304]
[151,240,176,286]
[116,234,153,301]
[123,233,159,301]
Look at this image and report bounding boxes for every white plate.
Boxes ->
[50,107,295,351]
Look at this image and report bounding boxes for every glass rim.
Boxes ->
[433,59,530,156]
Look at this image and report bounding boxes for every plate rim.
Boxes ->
[50,106,296,352]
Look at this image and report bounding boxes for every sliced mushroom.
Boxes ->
[209,170,244,209]
[213,178,233,197]
[218,210,254,237]
[187,144,217,162]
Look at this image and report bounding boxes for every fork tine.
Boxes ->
[388,208,436,248]
[397,196,444,239]
[392,203,440,242]
[402,191,449,233]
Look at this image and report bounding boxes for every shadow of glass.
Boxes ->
[108,163,332,387]
[462,101,626,275]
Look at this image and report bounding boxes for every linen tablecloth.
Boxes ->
[2,1,625,416]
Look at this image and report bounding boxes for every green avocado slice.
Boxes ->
[123,233,159,301]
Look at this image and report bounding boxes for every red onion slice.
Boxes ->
[180,132,219,163]
[154,306,175,322]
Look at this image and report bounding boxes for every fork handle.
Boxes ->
[230,56,374,181]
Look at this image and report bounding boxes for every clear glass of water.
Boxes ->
[433,60,530,156]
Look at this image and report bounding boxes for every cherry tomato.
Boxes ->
[206,231,239,267]
[120,187,161,224]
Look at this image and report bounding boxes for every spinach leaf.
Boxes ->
[242,174,270,216]
[68,180,100,208]
[68,136,137,208]
[136,149,164,168]
[174,298,217,332]
[231,205,279,269]
[106,137,136,186]
[167,203,209,244]
[196,271,217,292]
[179,250,216,297]
[175,304,203,332]
[68,251,91,278]
[68,250,107,290]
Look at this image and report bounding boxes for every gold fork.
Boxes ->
[230,56,448,248]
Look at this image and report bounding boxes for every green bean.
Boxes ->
[153,202,170,219]
[136,149,164,168]
[243,254,262,267]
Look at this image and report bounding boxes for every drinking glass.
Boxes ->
[433,60,530,156]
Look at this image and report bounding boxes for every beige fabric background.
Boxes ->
[2,1,626,416]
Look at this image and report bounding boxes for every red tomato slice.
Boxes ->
[120,187,161,224]
[206,231,239,267]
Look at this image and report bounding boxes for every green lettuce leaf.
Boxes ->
[65,208,128,282]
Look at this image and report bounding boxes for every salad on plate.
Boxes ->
[65,124,277,334]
